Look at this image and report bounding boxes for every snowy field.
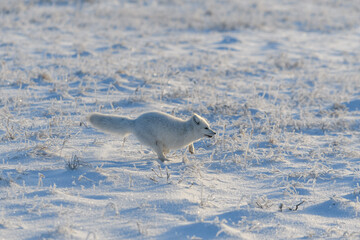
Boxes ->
[1,0,360,239]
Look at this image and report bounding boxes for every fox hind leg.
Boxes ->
[153,141,169,162]
[163,148,169,156]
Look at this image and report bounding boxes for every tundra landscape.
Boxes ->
[1,0,360,239]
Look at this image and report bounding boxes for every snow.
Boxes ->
[1,0,360,239]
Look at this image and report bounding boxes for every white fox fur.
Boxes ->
[88,111,216,162]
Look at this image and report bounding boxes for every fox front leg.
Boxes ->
[188,144,195,154]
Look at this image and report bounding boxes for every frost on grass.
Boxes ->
[0,0,360,239]
[65,154,91,170]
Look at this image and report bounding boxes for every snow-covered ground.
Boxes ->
[1,0,360,239]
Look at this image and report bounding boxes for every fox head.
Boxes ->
[192,114,216,138]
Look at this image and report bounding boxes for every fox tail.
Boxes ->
[88,113,135,137]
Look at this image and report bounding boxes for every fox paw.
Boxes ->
[158,157,170,163]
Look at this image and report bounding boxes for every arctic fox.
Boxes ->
[88,111,216,162]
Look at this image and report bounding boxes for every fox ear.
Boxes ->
[193,114,200,125]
